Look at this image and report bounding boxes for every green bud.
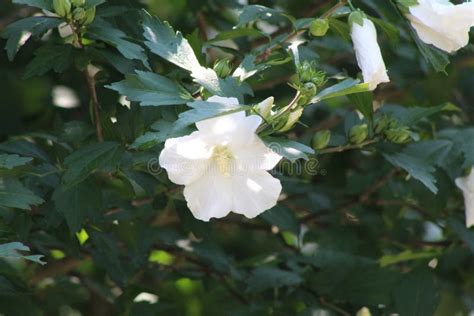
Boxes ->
[73,7,86,22]
[53,0,71,17]
[385,127,411,144]
[71,0,85,6]
[349,124,369,144]
[213,58,232,77]
[297,61,327,87]
[83,6,96,25]
[374,115,390,134]
[255,97,274,119]
[388,118,399,129]
[309,18,329,37]
[279,108,303,132]
[301,82,317,97]
[348,11,365,27]
[312,130,331,150]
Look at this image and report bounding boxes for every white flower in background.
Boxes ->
[407,0,474,53]
[350,16,390,91]
[159,96,283,221]
[455,167,474,228]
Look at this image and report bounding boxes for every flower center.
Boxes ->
[212,145,234,176]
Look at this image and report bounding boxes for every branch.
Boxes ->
[317,139,378,155]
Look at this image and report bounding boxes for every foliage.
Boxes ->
[0,0,473,315]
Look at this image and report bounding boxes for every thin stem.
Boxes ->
[317,139,378,155]
[83,69,104,142]
[321,0,349,18]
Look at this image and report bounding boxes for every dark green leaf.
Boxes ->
[313,78,369,102]
[63,142,123,186]
[0,178,43,210]
[1,16,62,60]
[24,44,74,78]
[12,0,52,10]
[263,137,314,162]
[247,267,302,293]
[348,91,374,124]
[261,205,300,234]
[0,242,46,265]
[106,71,192,106]
[0,154,33,170]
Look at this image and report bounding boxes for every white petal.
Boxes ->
[233,137,282,171]
[408,0,474,53]
[183,170,232,221]
[351,18,390,90]
[231,170,282,219]
[456,168,474,228]
[159,131,212,185]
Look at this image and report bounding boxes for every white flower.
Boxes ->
[407,0,474,53]
[455,167,474,228]
[350,18,390,91]
[159,96,283,221]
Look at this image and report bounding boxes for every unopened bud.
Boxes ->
[312,130,331,150]
[310,18,329,37]
[348,11,365,27]
[385,126,411,144]
[279,108,303,132]
[53,0,71,17]
[356,307,372,316]
[213,59,232,77]
[73,7,86,22]
[349,124,368,144]
[83,6,96,25]
[255,97,274,118]
[71,0,85,6]
[301,82,317,98]
[374,115,390,134]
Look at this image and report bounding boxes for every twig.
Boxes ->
[317,139,378,155]
[83,69,104,142]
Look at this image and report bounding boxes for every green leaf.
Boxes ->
[379,249,441,267]
[142,11,200,72]
[260,205,300,234]
[24,44,74,78]
[0,154,33,169]
[1,16,62,61]
[380,103,459,126]
[411,27,449,73]
[173,100,249,131]
[208,28,264,43]
[84,0,105,9]
[393,269,441,316]
[448,218,474,253]
[107,71,192,106]
[263,137,314,162]
[313,78,369,102]
[370,17,400,45]
[0,178,43,210]
[0,242,46,265]
[88,19,149,67]
[328,18,351,42]
[383,152,437,194]
[13,0,52,10]
[63,142,124,186]
[192,67,252,101]
[237,5,284,29]
[233,55,268,81]
[246,267,302,293]
[53,180,103,233]
[348,91,374,124]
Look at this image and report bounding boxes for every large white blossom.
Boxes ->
[455,167,474,228]
[407,0,474,53]
[350,18,390,91]
[159,96,283,221]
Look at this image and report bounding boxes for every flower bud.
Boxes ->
[348,11,365,27]
[356,307,372,316]
[73,7,86,22]
[53,0,72,17]
[374,115,390,134]
[384,126,411,144]
[310,18,329,37]
[83,7,96,25]
[71,0,85,6]
[213,58,232,77]
[301,82,317,98]
[279,108,303,132]
[255,97,274,119]
[349,124,368,144]
[312,130,331,150]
